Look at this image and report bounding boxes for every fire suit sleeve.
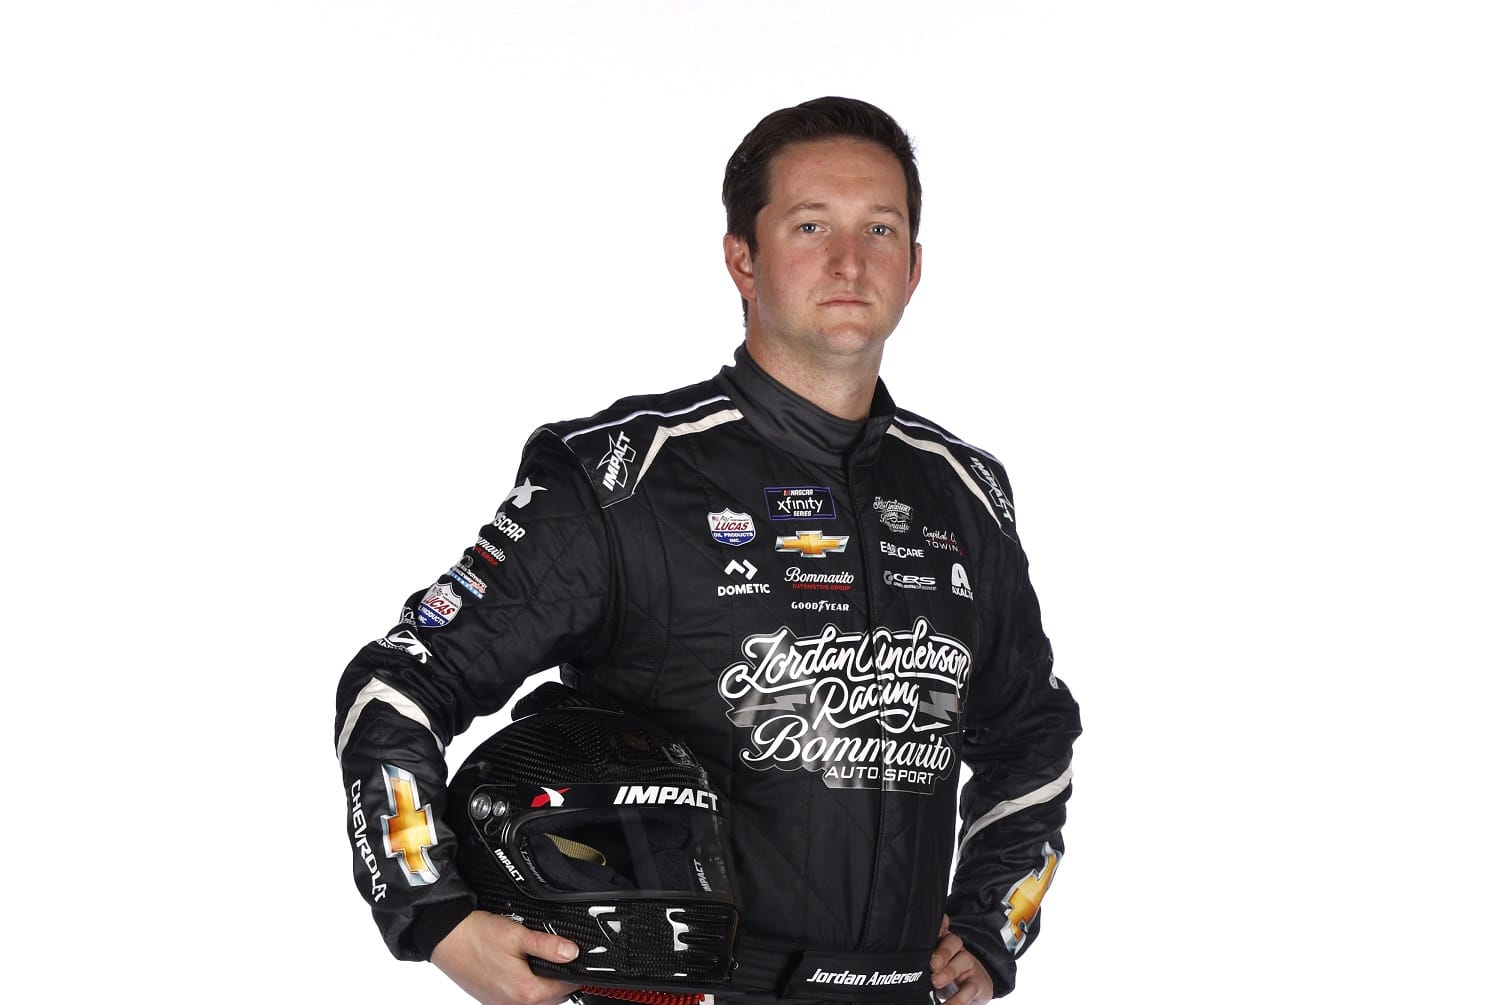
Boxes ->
[333,429,614,961]
[945,476,1082,998]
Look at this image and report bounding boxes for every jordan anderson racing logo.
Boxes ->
[717,618,970,793]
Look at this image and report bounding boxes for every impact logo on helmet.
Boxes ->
[1002,842,1060,952]
[613,784,720,812]
[380,764,440,886]
[529,786,570,808]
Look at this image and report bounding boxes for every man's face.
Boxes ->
[726,137,921,366]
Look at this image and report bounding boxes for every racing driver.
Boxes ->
[335,96,1083,1005]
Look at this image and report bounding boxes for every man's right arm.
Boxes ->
[333,430,614,975]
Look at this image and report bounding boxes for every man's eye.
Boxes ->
[871,224,892,237]
[798,223,820,234]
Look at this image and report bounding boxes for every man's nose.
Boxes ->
[828,231,863,279]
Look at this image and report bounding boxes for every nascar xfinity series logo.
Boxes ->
[717,618,970,794]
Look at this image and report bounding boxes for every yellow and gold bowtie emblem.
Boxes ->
[776,530,850,558]
[380,764,440,886]
[1002,842,1059,952]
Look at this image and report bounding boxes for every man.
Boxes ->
[335,96,1081,1005]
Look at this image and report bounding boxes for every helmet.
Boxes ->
[447,684,739,1002]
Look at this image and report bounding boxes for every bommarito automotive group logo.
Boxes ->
[717,617,970,794]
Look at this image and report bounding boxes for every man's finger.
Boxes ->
[520,928,579,964]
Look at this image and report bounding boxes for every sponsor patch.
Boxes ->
[1002,843,1060,953]
[380,764,439,886]
[374,628,432,663]
[790,598,850,613]
[719,558,770,596]
[503,477,546,508]
[776,530,849,559]
[491,510,526,542]
[447,555,488,599]
[784,567,854,592]
[884,570,937,592]
[417,582,462,628]
[473,536,506,566]
[923,526,963,555]
[968,459,1015,522]
[880,541,925,559]
[717,617,970,794]
[764,485,836,521]
[348,779,388,902]
[873,496,913,533]
[951,563,974,600]
[597,432,636,491]
[708,509,756,547]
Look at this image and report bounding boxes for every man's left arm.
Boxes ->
[945,475,1082,1000]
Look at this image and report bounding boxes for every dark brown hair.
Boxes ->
[723,97,922,313]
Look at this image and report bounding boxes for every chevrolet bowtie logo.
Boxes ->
[380,764,440,886]
[1002,842,1060,952]
[776,530,850,558]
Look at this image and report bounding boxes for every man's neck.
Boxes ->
[743,334,882,421]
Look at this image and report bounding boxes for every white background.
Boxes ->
[3,1,1496,1001]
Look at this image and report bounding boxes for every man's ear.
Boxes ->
[906,242,923,303]
[724,233,756,302]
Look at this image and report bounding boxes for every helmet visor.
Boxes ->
[515,805,734,902]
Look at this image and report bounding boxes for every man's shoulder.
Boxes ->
[530,376,741,507]
[886,407,1019,532]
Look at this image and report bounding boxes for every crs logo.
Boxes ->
[883,570,936,592]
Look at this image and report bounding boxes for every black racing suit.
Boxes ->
[335,345,1082,1000]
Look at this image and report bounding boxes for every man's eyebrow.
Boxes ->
[780,200,907,221]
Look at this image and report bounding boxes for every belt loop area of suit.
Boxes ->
[731,933,935,1003]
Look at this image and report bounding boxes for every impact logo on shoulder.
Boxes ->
[708,509,756,547]
[764,485,836,521]
[417,582,462,628]
[967,459,1015,522]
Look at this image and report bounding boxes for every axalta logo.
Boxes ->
[491,510,526,542]
[380,764,439,886]
[880,541,924,559]
[612,785,719,812]
[708,509,756,547]
[597,432,636,491]
[776,530,849,559]
[951,563,973,600]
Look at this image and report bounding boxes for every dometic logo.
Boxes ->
[348,780,388,903]
[776,530,849,559]
[613,785,720,812]
[884,570,937,592]
[708,509,756,547]
[784,568,854,591]
[951,563,974,600]
[380,764,439,886]
[923,526,962,555]
[474,537,506,566]
[880,541,925,559]
[1002,843,1060,952]
[417,582,462,628]
[718,618,971,794]
[873,496,913,533]
[720,582,771,596]
[491,510,526,542]
[503,477,546,508]
[597,432,636,491]
[968,459,1015,522]
[764,485,836,520]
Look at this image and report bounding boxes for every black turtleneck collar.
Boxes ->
[713,342,896,467]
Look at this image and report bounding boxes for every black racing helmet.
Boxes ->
[447,684,739,1002]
